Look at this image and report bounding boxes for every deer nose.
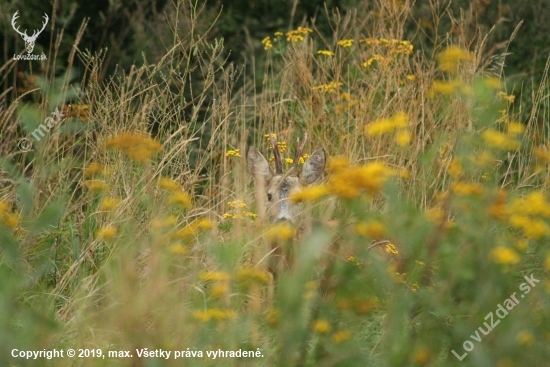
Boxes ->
[276,216,293,224]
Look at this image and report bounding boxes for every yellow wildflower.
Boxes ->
[159,177,181,191]
[355,220,387,239]
[516,330,535,345]
[385,243,399,255]
[226,149,241,157]
[97,225,117,240]
[209,283,228,298]
[452,182,484,196]
[365,112,408,136]
[106,132,162,163]
[289,185,329,203]
[317,49,335,56]
[265,222,294,241]
[285,158,294,164]
[236,267,272,285]
[193,308,235,322]
[481,129,519,150]
[337,39,353,48]
[286,27,312,42]
[84,180,109,192]
[274,31,283,36]
[327,156,350,173]
[362,54,385,67]
[228,200,247,209]
[312,319,331,334]
[99,197,121,211]
[200,271,230,282]
[169,243,188,254]
[507,122,525,136]
[437,46,473,72]
[509,215,550,239]
[168,192,192,208]
[332,330,351,344]
[2,213,20,228]
[261,36,273,50]
[490,246,520,264]
[312,81,343,93]
[406,74,415,81]
[412,348,431,365]
[151,215,178,229]
[396,130,411,147]
[83,162,104,178]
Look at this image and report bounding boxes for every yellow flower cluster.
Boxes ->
[490,246,520,265]
[332,330,352,344]
[172,219,215,240]
[193,308,235,322]
[0,201,19,229]
[365,112,410,146]
[106,132,162,163]
[355,220,387,239]
[265,222,294,241]
[168,191,192,208]
[312,81,343,93]
[97,225,117,240]
[228,200,247,208]
[291,159,395,202]
[482,129,520,150]
[317,49,335,56]
[286,26,312,42]
[159,177,181,191]
[508,191,550,239]
[83,162,109,178]
[261,36,273,50]
[312,319,331,333]
[337,39,353,48]
[99,197,121,211]
[235,267,272,285]
[84,180,109,192]
[437,46,473,72]
[429,80,472,97]
[362,54,388,68]
[361,38,414,55]
[224,200,257,220]
[451,182,484,196]
[226,149,241,157]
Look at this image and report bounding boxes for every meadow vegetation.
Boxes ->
[1,1,550,366]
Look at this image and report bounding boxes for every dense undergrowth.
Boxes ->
[1,1,549,366]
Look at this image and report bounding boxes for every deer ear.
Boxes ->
[300,147,326,185]
[247,147,273,184]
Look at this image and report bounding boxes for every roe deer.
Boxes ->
[247,133,326,224]
[247,133,326,275]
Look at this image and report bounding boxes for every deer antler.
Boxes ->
[11,11,28,38]
[291,133,308,173]
[33,13,49,38]
[270,136,283,174]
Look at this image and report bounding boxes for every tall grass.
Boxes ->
[1,1,549,366]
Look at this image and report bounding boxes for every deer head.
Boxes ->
[11,11,49,54]
[247,133,326,223]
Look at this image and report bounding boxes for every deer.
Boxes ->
[11,11,49,54]
[247,133,326,274]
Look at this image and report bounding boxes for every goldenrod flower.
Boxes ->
[261,36,273,50]
[226,149,241,157]
[498,91,516,103]
[490,246,520,264]
[482,129,519,150]
[289,185,329,203]
[509,215,550,239]
[228,200,247,209]
[406,74,416,81]
[83,162,105,178]
[437,46,473,72]
[312,319,331,334]
[274,31,283,36]
[236,267,271,285]
[106,132,162,163]
[84,180,109,192]
[327,156,349,173]
[337,39,353,48]
[97,225,117,240]
[516,330,535,345]
[332,330,351,344]
[365,111,408,136]
[200,271,230,282]
[507,122,524,135]
[312,81,343,93]
[286,27,312,42]
[169,243,188,254]
[452,182,484,196]
[355,220,387,239]
[2,213,20,228]
[193,308,235,322]
[151,215,178,229]
[285,158,294,164]
[168,192,192,208]
[265,222,294,241]
[99,197,121,211]
[395,130,411,147]
[362,54,385,67]
[209,283,228,298]
[159,177,180,191]
[385,243,399,255]
[317,49,335,56]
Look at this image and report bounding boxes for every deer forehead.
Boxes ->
[268,175,301,196]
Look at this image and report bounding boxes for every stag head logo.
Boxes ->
[11,11,49,54]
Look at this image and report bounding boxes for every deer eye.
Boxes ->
[267,193,272,202]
